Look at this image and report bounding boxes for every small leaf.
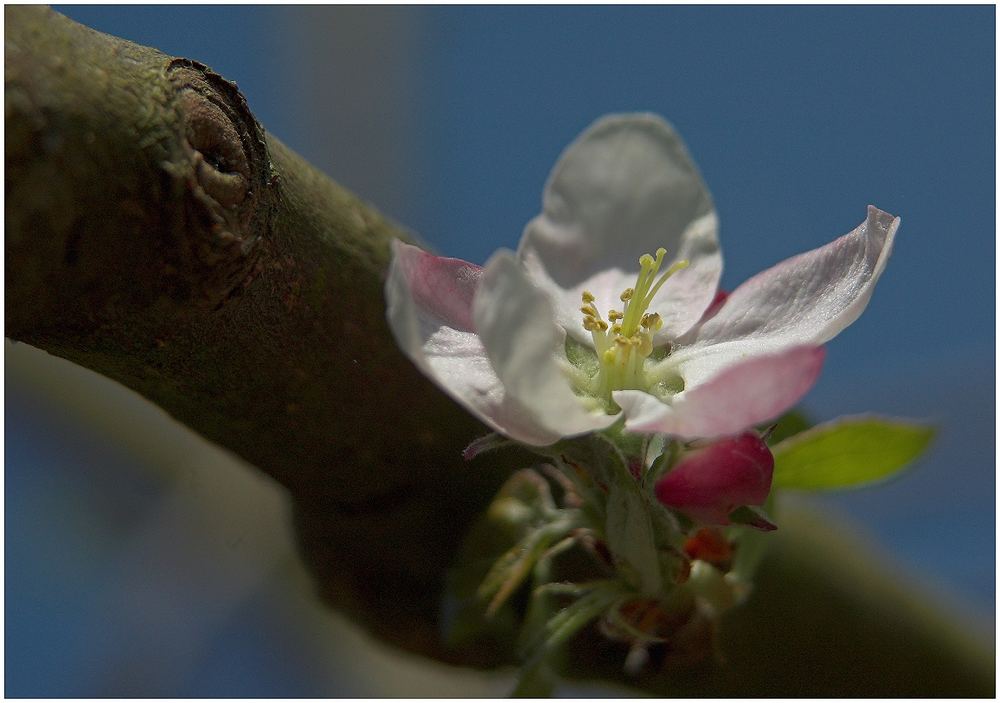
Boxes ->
[772,415,934,491]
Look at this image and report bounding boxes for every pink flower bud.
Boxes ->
[654,432,774,526]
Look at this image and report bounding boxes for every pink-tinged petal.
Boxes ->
[655,432,774,526]
[386,242,564,446]
[614,346,825,439]
[681,206,898,351]
[388,240,481,331]
[518,114,722,343]
[473,251,618,444]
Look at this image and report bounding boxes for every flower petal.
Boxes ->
[679,206,899,353]
[388,240,481,331]
[386,242,564,446]
[614,346,825,439]
[518,113,722,342]
[473,251,618,444]
[699,289,729,322]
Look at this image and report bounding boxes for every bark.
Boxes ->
[5,6,992,695]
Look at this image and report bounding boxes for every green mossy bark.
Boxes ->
[5,6,993,695]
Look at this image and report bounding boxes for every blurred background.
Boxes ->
[7,5,994,696]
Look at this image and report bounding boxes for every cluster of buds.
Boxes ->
[598,431,775,671]
[599,526,742,673]
[460,425,780,681]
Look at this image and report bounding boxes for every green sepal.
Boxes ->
[604,482,662,594]
[763,409,813,445]
[442,470,560,653]
[646,439,679,485]
[461,431,516,461]
[728,505,777,532]
[727,493,777,587]
[478,514,583,617]
[514,580,626,696]
[772,415,935,491]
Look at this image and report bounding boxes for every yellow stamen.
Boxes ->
[573,247,689,410]
[641,312,663,331]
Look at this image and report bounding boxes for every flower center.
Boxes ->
[579,248,689,409]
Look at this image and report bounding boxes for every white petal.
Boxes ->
[518,114,722,342]
[615,346,825,439]
[386,242,563,446]
[474,251,618,443]
[679,206,899,354]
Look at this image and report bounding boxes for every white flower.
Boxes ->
[385,114,898,446]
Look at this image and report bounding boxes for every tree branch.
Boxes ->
[5,6,992,695]
[6,3,509,658]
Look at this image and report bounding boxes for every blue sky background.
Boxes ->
[10,5,995,696]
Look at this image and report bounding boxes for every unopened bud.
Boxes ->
[654,432,775,529]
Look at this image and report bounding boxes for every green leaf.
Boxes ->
[772,415,934,491]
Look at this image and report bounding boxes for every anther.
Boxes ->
[620,288,634,302]
[581,291,595,303]
[641,312,663,330]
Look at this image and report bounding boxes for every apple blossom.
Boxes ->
[385,113,899,446]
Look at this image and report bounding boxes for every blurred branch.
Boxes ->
[4,7,992,695]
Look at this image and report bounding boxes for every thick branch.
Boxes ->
[6,4,507,658]
[5,7,992,695]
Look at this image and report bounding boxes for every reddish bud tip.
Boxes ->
[654,432,774,526]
